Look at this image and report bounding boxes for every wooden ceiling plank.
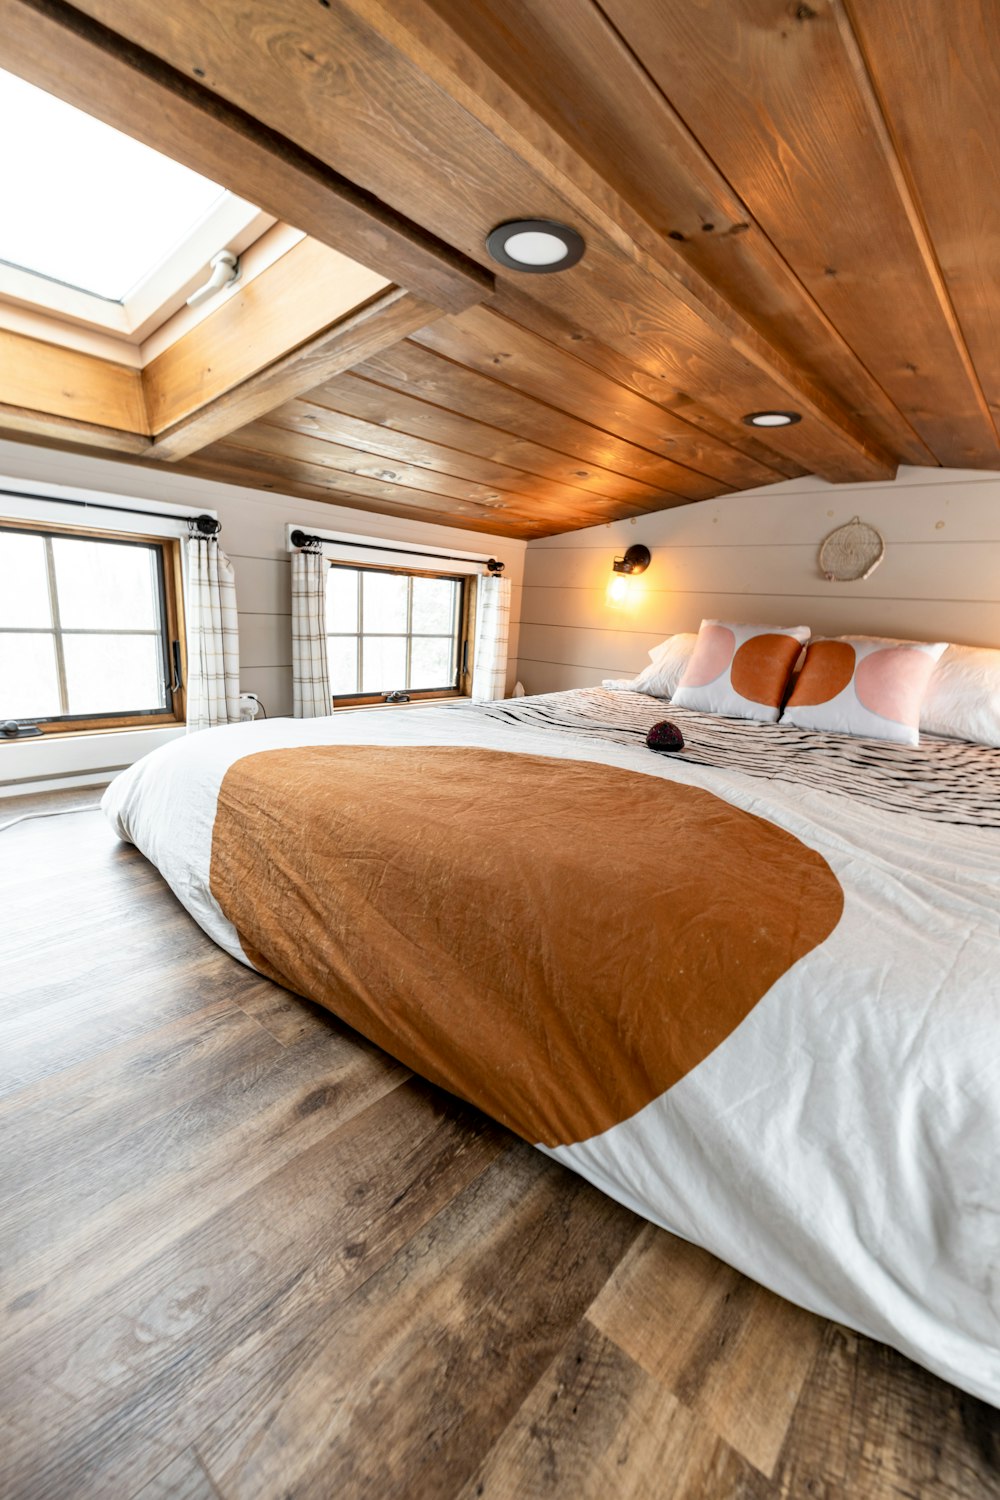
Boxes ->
[485,287,800,483]
[0,330,149,437]
[844,0,1000,435]
[598,0,1000,469]
[422,0,933,469]
[312,371,713,503]
[179,450,540,537]
[0,0,492,314]
[64,0,898,484]
[333,0,900,481]
[263,397,659,512]
[413,307,794,489]
[198,437,611,529]
[361,344,733,499]
[232,417,610,519]
[147,287,444,461]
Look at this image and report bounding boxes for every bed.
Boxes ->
[102,687,1000,1405]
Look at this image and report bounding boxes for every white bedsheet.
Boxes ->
[103,698,1000,1404]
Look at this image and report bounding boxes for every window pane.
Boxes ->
[363,571,408,632]
[0,533,51,628]
[326,568,359,634]
[53,537,159,630]
[411,636,456,689]
[0,632,60,717]
[63,634,164,715]
[412,576,458,634]
[327,637,358,696]
[361,636,407,693]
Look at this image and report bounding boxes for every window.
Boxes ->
[325,564,470,705]
[0,67,271,339]
[0,523,184,734]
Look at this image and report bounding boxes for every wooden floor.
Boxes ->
[2,790,998,1500]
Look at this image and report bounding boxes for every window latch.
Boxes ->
[2,721,41,739]
[383,690,410,704]
[170,640,183,693]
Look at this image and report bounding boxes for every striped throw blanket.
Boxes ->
[469,687,1000,828]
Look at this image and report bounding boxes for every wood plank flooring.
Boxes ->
[1,792,998,1499]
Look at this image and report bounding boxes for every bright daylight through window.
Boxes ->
[325,565,466,702]
[0,527,177,728]
[0,68,226,300]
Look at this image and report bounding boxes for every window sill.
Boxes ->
[333,695,468,714]
[1,719,182,745]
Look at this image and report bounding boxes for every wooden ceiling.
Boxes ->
[2,0,999,538]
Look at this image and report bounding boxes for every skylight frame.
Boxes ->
[0,197,274,341]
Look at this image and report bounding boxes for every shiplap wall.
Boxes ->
[515,467,1000,694]
[0,438,525,722]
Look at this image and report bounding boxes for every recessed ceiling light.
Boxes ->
[486,219,585,273]
[742,410,802,427]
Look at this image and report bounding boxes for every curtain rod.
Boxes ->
[0,487,221,535]
[289,528,504,572]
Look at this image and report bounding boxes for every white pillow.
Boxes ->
[603,632,697,699]
[672,620,810,723]
[920,644,1000,746]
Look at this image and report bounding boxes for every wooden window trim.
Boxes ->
[0,516,186,738]
[327,560,477,709]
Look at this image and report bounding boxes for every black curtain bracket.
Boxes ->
[186,514,222,537]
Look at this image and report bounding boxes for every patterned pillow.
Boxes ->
[781,635,947,745]
[672,620,810,723]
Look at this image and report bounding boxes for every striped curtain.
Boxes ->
[292,546,332,717]
[472,574,512,702]
[184,534,241,732]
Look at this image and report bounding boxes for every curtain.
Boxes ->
[472,574,511,702]
[184,534,240,733]
[292,546,332,717]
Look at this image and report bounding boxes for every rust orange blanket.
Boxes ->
[209,744,843,1148]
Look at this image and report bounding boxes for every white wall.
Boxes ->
[515,467,1000,693]
[0,438,525,793]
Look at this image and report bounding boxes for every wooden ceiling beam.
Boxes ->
[57,0,899,485]
[0,330,149,448]
[0,0,493,315]
[147,287,444,462]
[143,239,390,435]
[0,405,150,456]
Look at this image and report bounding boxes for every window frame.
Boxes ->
[325,560,476,709]
[0,517,186,737]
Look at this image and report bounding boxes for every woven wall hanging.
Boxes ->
[818,515,885,582]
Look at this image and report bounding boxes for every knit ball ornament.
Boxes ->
[646,720,685,753]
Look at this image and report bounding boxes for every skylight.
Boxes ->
[0,69,227,302]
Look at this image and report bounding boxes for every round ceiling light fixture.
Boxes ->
[486,219,585,273]
[742,410,802,427]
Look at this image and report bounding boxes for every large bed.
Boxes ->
[102,687,1000,1406]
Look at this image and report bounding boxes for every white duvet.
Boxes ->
[103,699,1000,1405]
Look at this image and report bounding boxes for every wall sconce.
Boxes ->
[607,543,650,604]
